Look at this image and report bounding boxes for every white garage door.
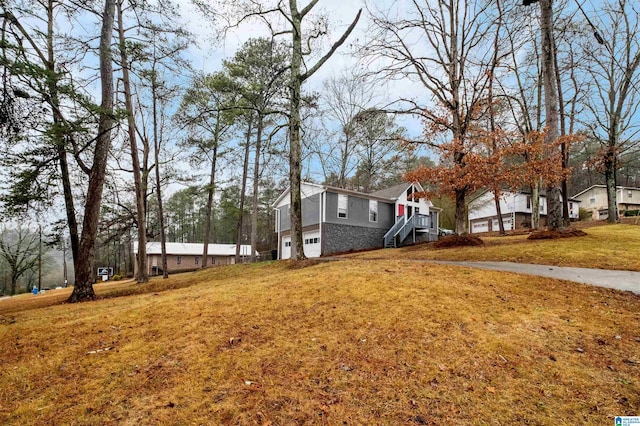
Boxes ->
[281,236,291,259]
[303,231,321,258]
[492,218,513,231]
[471,220,489,233]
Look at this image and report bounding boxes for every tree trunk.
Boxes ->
[493,192,505,235]
[117,0,148,283]
[202,123,219,268]
[605,148,619,223]
[553,35,570,226]
[235,118,252,264]
[454,188,466,235]
[250,114,263,263]
[289,2,305,260]
[531,180,541,229]
[151,70,168,278]
[68,0,116,303]
[10,274,17,296]
[540,0,562,230]
[44,0,80,267]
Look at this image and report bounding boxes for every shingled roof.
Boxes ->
[368,182,412,200]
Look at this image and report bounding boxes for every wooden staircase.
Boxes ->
[383,214,430,248]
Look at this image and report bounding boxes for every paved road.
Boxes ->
[428,261,640,295]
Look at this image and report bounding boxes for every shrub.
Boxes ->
[111,274,122,281]
[624,210,640,217]
[578,207,591,221]
[528,229,587,240]
[433,234,484,248]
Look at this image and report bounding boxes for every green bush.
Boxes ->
[578,207,591,221]
[111,274,122,281]
[624,209,640,217]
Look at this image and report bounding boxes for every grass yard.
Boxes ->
[0,259,639,425]
[353,223,640,271]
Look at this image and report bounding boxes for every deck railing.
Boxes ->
[384,214,430,248]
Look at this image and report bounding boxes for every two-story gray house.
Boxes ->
[273,182,441,259]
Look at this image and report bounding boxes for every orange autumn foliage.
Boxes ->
[406,128,582,200]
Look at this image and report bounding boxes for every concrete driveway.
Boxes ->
[429,261,640,295]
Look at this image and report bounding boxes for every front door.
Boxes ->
[398,204,405,216]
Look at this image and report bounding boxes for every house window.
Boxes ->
[337,194,348,218]
[590,197,596,205]
[195,256,200,265]
[369,200,378,222]
[526,196,531,209]
[177,256,181,265]
[406,185,414,199]
[629,190,633,198]
[284,241,291,247]
[430,212,435,229]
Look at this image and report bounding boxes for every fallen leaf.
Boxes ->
[486,386,496,393]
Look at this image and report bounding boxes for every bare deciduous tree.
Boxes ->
[581,0,640,223]
[365,0,498,234]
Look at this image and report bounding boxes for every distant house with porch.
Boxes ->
[272,181,441,259]
[133,242,257,276]
[468,190,580,233]
[572,185,640,220]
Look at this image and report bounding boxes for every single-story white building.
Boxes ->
[133,242,258,275]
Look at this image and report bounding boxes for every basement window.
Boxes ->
[195,256,200,265]
[338,194,348,219]
[177,256,181,265]
[369,200,378,222]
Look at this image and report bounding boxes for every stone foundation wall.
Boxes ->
[323,223,387,255]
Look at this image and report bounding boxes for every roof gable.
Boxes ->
[369,182,413,200]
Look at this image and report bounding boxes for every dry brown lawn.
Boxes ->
[0,258,638,425]
[354,223,640,271]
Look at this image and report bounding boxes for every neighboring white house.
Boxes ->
[572,185,640,220]
[273,181,441,259]
[468,190,580,233]
[133,242,258,276]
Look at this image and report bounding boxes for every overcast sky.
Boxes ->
[176,0,425,128]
